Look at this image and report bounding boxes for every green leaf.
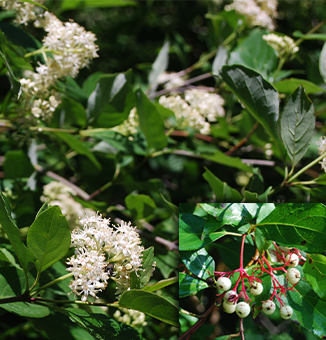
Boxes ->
[180,248,215,279]
[60,0,137,11]
[214,241,256,270]
[293,30,326,41]
[201,150,253,172]
[148,40,170,87]
[228,29,277,76]
[254,228,272,253]
[0,48,21,98]
[125,194,156,219]
[0,267,49,318]
[287,280,326,338]
[0,247,17,266]
[200,203,254,228]
[303,254,326,300]
[320,41,326,85]
[3,150,34,179]
[27,206,71,273]
[212,45,228,75]
[179,272,208,298]
[179,213,232,251]
[256,203,326,252]
[274,78,326,94]
[63,308,144,340]
[54,132,101,170]
[119,289,178,327]
[279,85,315,166]
[203,168,243,202]
[57,97,87,127]
[143,277,178,292]
[86,72,135,128]
[20,0,47,9]
[130,247,155,289]
[135,89,167,150]
[221,64,285,159]
[0,193,35,273]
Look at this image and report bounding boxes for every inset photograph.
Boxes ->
[179,203,326,340]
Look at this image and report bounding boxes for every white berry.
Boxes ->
[286,253,299,267]
[235,302,251,318]
[262,300,276,315]
[223,300,236,314]
[216,277,232,291]
[280,305,293,319]
[250,282,263,296]
[224,290,238,304]
[286,268,301,285]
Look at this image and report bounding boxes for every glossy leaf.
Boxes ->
[200,203,256,227]
[287,280,326,338]
[119,289,178,327]
[0,193,35,273]
[274,78,326,94]
[228,29,277,76]
[179,272,208,298]
[180,248,215,279]
[86,72,134,127]
[303,254,326,300]
[143,277,178,292]
[221,64,285,158]
[212,45,228,75]
[203,168,242,202]
[125,194,156,219]
[130,247,155,289]
[27,206,71,273]
[320,41,326,84]
[148,40,170,87]
[279,85,315,166]
[256,203,326,252]
[135,89,167,150]
[64,308,144,340]
[0,267,49,318]
[179,213,231,251]
[55,132,101,170]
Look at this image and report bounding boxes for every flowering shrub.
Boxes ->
[0,2,178,339]
[179,203,326,339]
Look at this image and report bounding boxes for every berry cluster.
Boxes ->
[214,235,305,320]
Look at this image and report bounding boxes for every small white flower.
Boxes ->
[317,136,326,172]
[67,214,145,301]
[225,0,277,30]
[263,33,299,57]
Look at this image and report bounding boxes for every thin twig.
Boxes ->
[239,318,245,340]
[225,122,259,156]
[35,165,91,201]
[179,297,219,340]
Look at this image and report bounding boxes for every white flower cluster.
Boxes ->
[114,308,147,329]
[1,1,99,120]
[159,89,225,135]
[225,0,278,30]
[41,181,92,229]
[66,214,144,301]
[0,0,45,25]
[317,136,326,172]
[156,72,187,91]
[112,107,138,136]
[263,33,299,57]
